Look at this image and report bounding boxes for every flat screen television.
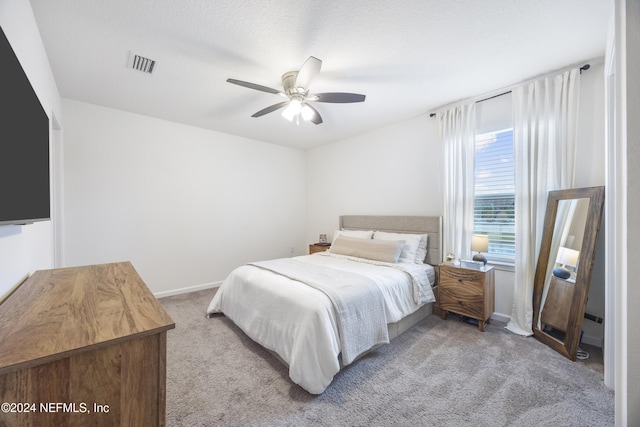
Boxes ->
[0,25,50,226]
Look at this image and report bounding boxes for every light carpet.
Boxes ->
[160,288,614,427]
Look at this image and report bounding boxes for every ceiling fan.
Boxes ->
[226,56,366,125]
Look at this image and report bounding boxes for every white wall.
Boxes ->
[307,62,606,332]
[0,0,63,299]
[575,61,607,346]
[62,99,307,295]
[306,114,443,242]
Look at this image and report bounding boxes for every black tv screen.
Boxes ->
[0,25,50,226]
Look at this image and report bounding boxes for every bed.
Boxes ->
[206,215,442,394]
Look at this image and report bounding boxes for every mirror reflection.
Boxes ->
[537,198,589,342]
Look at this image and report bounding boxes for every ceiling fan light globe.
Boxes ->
[301,104,314,121]
[285,99,302,114]
[281,107,295,121]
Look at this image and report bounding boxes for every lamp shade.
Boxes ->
[471,234,489,265]
[471,234,489,253]
[553,246,580,279]
[556,247,580,267]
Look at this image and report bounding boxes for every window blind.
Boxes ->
[474,130,515,261]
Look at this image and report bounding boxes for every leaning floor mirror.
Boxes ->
[532,186,605,361]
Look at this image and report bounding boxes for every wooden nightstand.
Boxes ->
[540,275,574,334]
[438,263,495,331]
[309,243,331,254]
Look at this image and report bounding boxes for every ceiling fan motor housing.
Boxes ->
[282,71,303,95]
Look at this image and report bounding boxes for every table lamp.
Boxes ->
[553,246,580,279]
[471,234,489,265]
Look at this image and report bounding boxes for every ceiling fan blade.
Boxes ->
[227,78,283,95]
[251,101,290,118]
[294,56,322,90]
[314,92,366,103]
[304,104,323,125]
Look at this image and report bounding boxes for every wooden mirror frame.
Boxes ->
[532,186,605,360]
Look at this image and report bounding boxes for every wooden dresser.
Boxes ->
[0,262,175,427]
[438,263,495,331]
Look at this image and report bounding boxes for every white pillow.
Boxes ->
[331,229,373,244]
[329,235,404,263]
[414,234,429,263]
[374,231,421,264]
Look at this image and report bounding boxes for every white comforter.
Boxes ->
[206,253,435,394]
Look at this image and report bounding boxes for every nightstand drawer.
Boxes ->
[440,268,486,290]
[438,287,485,319]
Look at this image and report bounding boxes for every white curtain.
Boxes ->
[506,68,581,336]
[439,103,476,261]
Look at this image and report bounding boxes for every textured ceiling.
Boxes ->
[30,0,610,149]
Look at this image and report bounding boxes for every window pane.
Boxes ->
[474,130,515,262]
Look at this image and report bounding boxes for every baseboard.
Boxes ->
[581,333,603,348]
[154,281,221,299]
[490,312,511,324]
[434,309,510,325]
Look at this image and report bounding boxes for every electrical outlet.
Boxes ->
[290,246,295,254]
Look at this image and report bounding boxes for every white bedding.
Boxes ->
[206,252,436,394]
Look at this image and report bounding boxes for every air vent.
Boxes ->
[129,53,156,74]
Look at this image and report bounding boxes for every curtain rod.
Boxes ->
[428,63,591,118]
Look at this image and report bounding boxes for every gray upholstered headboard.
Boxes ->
[339,215,443,266]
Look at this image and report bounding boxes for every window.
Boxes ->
[474,129,515,263]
